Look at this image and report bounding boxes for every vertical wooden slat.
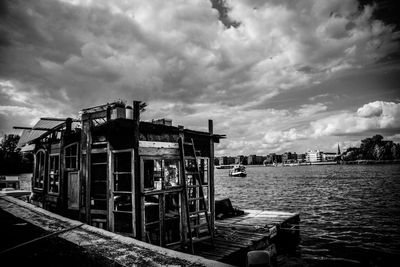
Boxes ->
[85,118,92,224]
[133,101,141,239]
[131,149,136,237]
[59,127,65,210]
[208,119,215,233]
[160,193,165,247]
[140,159,145,241]
[107,145,113,231]
[79,120,85,221]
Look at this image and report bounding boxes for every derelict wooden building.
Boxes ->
[16,100,224,250]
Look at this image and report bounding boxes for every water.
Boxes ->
[215,164,400,266]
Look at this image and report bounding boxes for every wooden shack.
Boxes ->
[16,100,225,251]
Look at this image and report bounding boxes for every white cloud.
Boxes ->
[1,0,397,109]
[254,101,400,154]
[311,101,400,137]
[0,0,399,154]
[297,103,328,117]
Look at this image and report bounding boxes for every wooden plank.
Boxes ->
[67,172,80,210]
[208,120,215,233]
[133,101,141,240]
[138,147,179,156]
[139,141,179,148]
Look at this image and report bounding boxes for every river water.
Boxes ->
[215,164,400,266]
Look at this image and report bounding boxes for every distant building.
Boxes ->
[219,156,235,165]
[306,150,323,162]
[236,155,247,165]
[296,153,306,162]
[247,155,266,165]
[264,153,282,164]
[306,150,338,162]
[256,156,266,165]
[323,152,337,161]
[227,156,236,165]
[282,152,297,163]
[218,156,228,165]
[247,155,257,165]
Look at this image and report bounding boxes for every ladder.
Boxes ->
[179,137,214,253]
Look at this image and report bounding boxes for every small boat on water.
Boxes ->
[229,164,247,177]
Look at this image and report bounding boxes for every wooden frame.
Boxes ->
[64,142,79,170]
[67,171,80,210]
[140,156,183,247]
[47,153,60,195]
[108,149,136,237]
[34,149,47,191]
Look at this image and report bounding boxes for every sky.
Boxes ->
[0,0,399,156]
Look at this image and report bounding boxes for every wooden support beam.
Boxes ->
[41,117,80,122]
[208,119,215,233]
[13,126,53,131]
[133,100,141,239]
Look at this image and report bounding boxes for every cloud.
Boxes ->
[0,0,399,154]
[311,101,400,136]
[258,101,400,153]
[1,0,397,109]
[297,103,328,116]
[357,101,384,117]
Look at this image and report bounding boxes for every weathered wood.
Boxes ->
[67,172,80,210]
[1,193,232,267]
[188,209,300,265]
[13,126,53,130]
[208,120,215,232]
[139,141,179,148]
[138,147,179,156]
[85,118,92,223]
[133,101,141,240]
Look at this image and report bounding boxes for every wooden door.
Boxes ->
[68,172,80,210]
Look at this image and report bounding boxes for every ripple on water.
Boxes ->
[215,164,400,266]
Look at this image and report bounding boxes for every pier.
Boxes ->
[1,194,300,266]
[0,195,230,267]
[193,210,300,266]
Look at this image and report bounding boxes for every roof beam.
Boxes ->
[41,117,80,122]
[13,126,53,131]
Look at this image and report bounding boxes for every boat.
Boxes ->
[229,165,247,177]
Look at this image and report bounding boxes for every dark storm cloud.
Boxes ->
[0,0,399,154]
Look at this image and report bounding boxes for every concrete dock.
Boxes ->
[0,195,231,267]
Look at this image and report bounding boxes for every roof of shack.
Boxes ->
[17,119,65,148]
[92,118,225,142]
[16,118,80,148]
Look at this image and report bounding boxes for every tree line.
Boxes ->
[0,134,33,174]
[343,134,400,161]
[1,133,399,174]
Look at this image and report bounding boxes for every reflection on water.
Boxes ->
[215,164,400,266]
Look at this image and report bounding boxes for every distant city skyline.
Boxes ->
[1,0,399,156]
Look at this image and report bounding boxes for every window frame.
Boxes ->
[141,157,182,193]
[34,149,46,190]
[48,154,60,195]
[64,142,79,170]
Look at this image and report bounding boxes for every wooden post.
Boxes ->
[208,119,215,233]
[178,125,190,251]
[85,118,92,224]
[65,118,72,134]
[106,106,111,121]
[59,126,65,211]
[133,101,141,239]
